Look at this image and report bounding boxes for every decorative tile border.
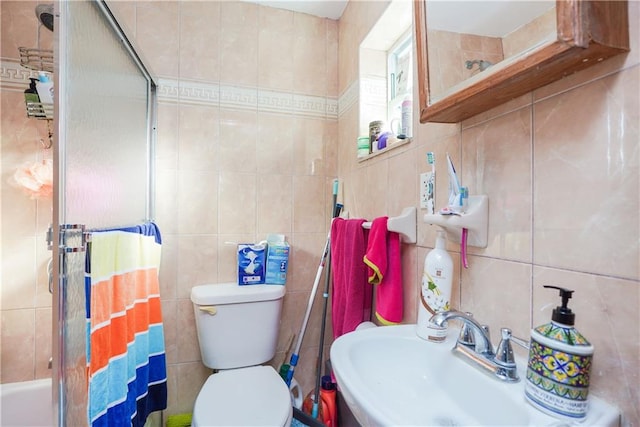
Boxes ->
[1,60,338,120]
[338,79,358,117]
[0,59,40,91]
[157,77,338,120]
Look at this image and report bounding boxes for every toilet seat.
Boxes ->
[192,365,292,427]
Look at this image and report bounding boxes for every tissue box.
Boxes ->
[265,235,290,285]
[237,243,266,285]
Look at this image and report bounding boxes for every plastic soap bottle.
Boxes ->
[24,78,40,104]
[36,72,54,105]
[416,229,453,342]
[24,78,45,118]
[525,285,594,421]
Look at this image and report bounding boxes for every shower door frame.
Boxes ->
[52,1,157,425]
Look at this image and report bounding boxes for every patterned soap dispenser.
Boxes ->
[525,285,594,421]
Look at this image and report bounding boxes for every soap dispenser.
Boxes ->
[24,78,44,117]
[24,78,40,104]
[525,285,594,421]
[416,229,453,342]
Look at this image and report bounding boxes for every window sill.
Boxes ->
[357,137,411,162]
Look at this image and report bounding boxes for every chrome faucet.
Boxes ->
[430,310,526,383]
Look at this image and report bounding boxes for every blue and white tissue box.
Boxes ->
[265,234,290,285]
[238,243,266,285]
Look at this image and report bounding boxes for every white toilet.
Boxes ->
[190,282,292,427]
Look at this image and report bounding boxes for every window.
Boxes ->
[358,0,413,158]
[387,31,413,137]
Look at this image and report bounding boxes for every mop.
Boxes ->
[284,179,341,412]
[310,197,342,420]
[284,237,330,387]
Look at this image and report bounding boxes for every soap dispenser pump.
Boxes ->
[524,285,594,421]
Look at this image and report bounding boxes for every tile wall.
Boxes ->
[338,1,639,426]
[133,3,339,414]
[1,1,638,425]
[1,0,338,417]
[1,0,55,383]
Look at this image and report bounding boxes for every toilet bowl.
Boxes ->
[190,283,291,426]
[192,366,292,426]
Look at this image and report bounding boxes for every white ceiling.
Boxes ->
[241,0,349,20]
[241,1,556,38]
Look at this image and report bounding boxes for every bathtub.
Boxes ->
[0,378,53,426]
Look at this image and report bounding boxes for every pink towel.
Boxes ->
[363,217,403,325]
[330,218,372,340]
[363,217,388,285]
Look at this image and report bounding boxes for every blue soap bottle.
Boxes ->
[525,285,594,421]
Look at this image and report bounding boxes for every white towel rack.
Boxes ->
[362,207,417,244]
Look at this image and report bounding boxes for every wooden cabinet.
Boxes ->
[415,0,630,123]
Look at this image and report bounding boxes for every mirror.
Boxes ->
[415,0,630,123]
[426,1,556,102]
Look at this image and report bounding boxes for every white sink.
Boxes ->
[330,324,620,427]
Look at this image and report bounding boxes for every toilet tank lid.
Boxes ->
[191,283,285,305]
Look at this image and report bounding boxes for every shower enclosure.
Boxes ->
[52,1,157,424]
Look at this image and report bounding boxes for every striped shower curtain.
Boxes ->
[85,223,167,427]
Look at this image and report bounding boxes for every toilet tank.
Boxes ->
[191,283,285,370]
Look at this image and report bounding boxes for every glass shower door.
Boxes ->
[52,1,156,424]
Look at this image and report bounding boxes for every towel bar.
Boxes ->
[362,207,416,244]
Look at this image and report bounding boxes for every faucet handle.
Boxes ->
[495,328,516,366]
[509,334,530,350]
